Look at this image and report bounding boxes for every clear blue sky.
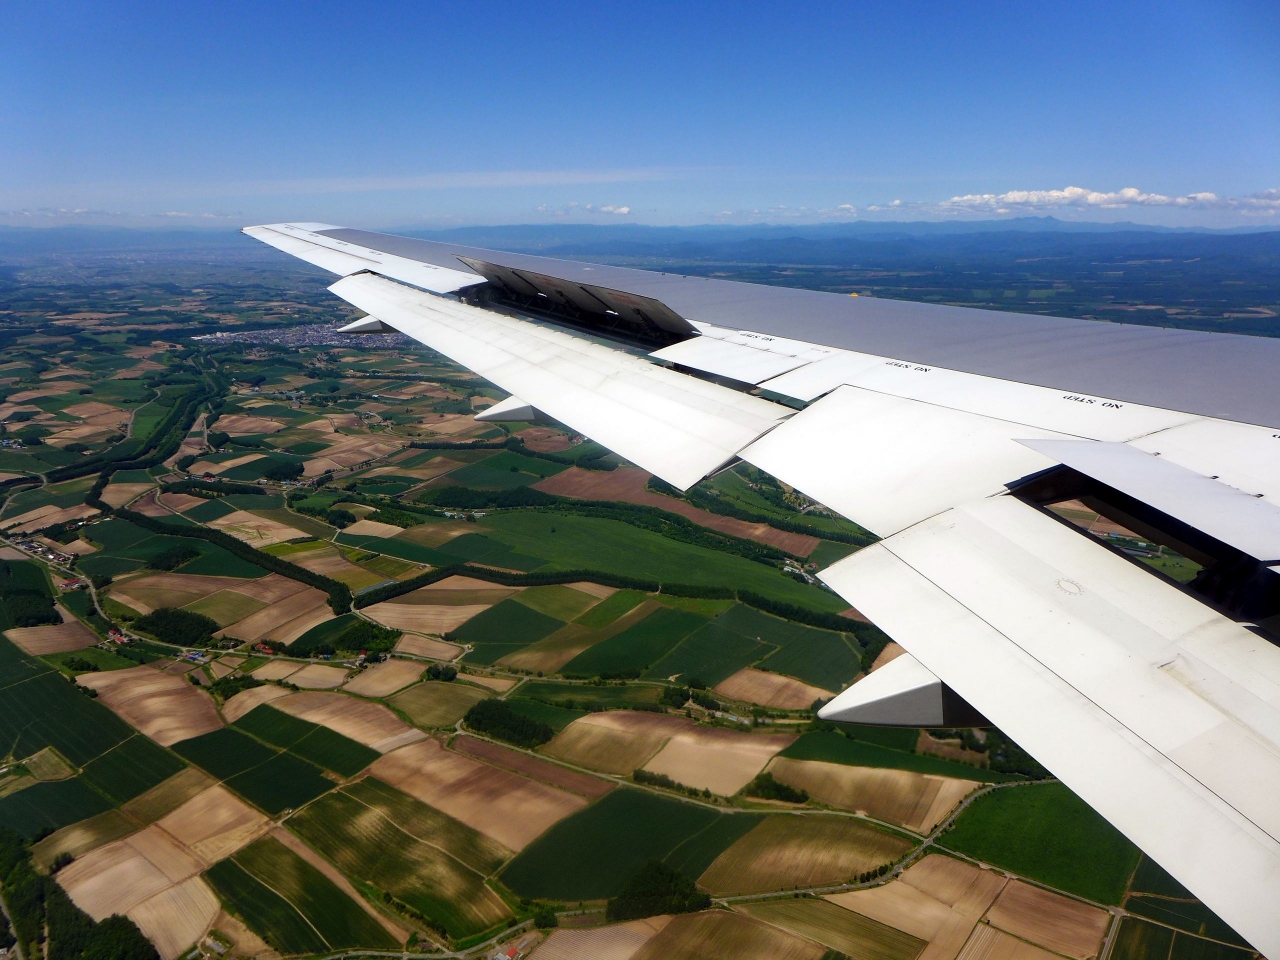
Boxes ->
[3,0,1277,228]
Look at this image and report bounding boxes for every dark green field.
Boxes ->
[452,598,564,664]
[0,778,115,841]
[941,782,1141,904]
[0,654,133,766]
[205,858,329,956]
[780,731,1015,783]
[224,752,334,815]
[234,705,379,777]
[515,679,665,708]
[173,727,277,779]
[231,836,398,950]
[1126,896,1250,947]
[501,788,746,899]
[504,697,586,732]
[643,620,768,686]
[574,589,646,628]
[560,607,705,677]
[713,604,862,689]
[79,734,185,803]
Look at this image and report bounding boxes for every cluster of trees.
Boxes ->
[744,772,809,803]
[0,829,158,960]
[290,619,400,658]
[163,478,265,498]
[463,699,554,748]
[145,544,200,571]
[632,768,713,799]
[605,861,711,922]
[132,608,220,647]
[425,663,457,682]
[0,561,61,628]
[855,864,893,884]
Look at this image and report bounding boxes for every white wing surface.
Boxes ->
[245,223,1280,957]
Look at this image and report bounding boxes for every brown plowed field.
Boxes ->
[543,711,687,776]
[827,878,969,942]
[101,483,155,508]
[220,683,292,723]
[382,573,516,604]
[128,876,220,960]
[767,757,979,833]
[534,467,820,556]
[157,492,207,513]
[532,917,668,960]
[396,634,464,660]
[274,691,425,752]
[227,573,307,603]
[130,491,170,517]
[110,572,240,615]
[250,660,303,681]
[288,663,350,688]
[453,735,614,798]
[78,666,222,746]
[699,816,914,895]
[364,601,487,634]
[156,785,269,864]
[217,586,329,642]
[955,922,1060,960]
[633,910,823,960]
[58,825,204,920]
[872,641,908,671]
[370,738,586,851]
[6,614,98,655]
[343,658,425,697]
[714,668,834,709]
[458,673,518,692]
[984,881,1109,960]
[208,510,310,547]
[643,725,795,796]
[289,548,384,590]
[216,415,285,435]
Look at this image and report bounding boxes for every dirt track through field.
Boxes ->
[534,466,820,556]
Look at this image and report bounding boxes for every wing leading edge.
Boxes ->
[244,223,1280,957]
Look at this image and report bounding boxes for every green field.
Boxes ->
[452,598,564,664]
[481,512,848,612]
[501,788,749,899]
[503,697,586,732]
[574,589,646,628]
[185,498,236,522]
[234,705,379,777]
[663,811,765,879]
[1125,896,1250,946]
[780,731,1015,783]
[1129,855,1195,898]
[184,589,267,627]
[431,532,544,571]
[335,533,452,566]
[643,620,768,685]
[231,836,399,950]
[173,727,277,779]
[514,584,600,621]
[941,782,1141,904]
[743,898,926,960]
[225,753,335,815]
[43,645,136,674]
[1111,918,1177,960]
[714,604,862,689]
[390,681,492,728]
[515,679,665,709]
[560,607,706,677]
[0,777,115,841]
[289,781,512,939]
[79,734,185,803]
[205,858,329,956]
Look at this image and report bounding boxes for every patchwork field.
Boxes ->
[768,757,979,833]
[272,690,426,752]
[452,735,614,798]
[342,657,425,697]
[543,710,687,776]
[500,599,662,674]
[5,615,98,655]
[365,599,488,634]
[643,723,795,795]
[395,633,464,659]
[699,815,914,895]
[221,683,293,722]
[218,585,332,644]
[741,899,926,960]
[390,679,492,728]
[234,704,380,777]
[531,916,669,960]
[984,880,1110,959]
[715,667,834,708]
[632,910,825,960]
[371,737,586,851]
[78,664,223,746]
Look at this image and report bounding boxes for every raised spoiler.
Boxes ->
[244,222,1280,957]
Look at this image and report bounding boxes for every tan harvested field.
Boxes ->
[501,601,661,674]
[227,573,307,603]
[7,503,98,534]
[345,517,406,537]
[58,825,204,921]
[829,855,1009,960]
[535,467,821,556]
[216,414,285,435]
[157,785,269,863]
[453,735,614,798]
[157,492,208,513]
[459,672,518,692]
[128,876,220,960]
[289,547,384,589]
[269,827,410,943]
[343,658,425,697]
[5,615,98,655]
[275,691,426,752]
[218,585,330,643]
[62,538,99,555]
[382,572,513,602]
[64,400,119,418]
[633,910,824,960]
[984,881,1109,960]
[110,572,243,615]
[566,580,618,600]
[122,767,216,824]
[0,546,29,560]
[715,667,834,709]
[872,641,908,671]
[100,483,155,508]
[955,922,1061,960]
[288,663,350,688]
[130,491,170,517]
[32,810,138,870]
[741,899,926,960]
[544,711,688,776]
[221,682,293,722]
[643,724,795,795]
[531,917,669,960]
[364,600,487,634]
[391,680,490,728]
[371,738,586,851]
[251,659,303,681]
[78,666,222,746]
[208,509,309,547]
[699,815,914,895]
[396,634,464,660]
[767,757,979,833]
[188,453,263,475]
[184,589,268,627]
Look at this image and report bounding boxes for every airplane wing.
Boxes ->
[244,222,1280,957]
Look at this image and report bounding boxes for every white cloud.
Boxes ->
[935,185,1280,216]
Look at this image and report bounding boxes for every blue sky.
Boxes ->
[3,0,1277,228]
